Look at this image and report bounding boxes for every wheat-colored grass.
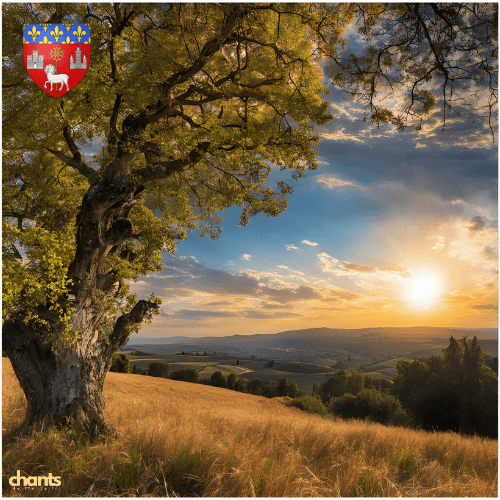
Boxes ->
[2,359,498,497]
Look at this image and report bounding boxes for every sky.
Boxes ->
[129,50,498,341]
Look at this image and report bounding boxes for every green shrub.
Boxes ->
[276,378,304,398]
[246,378,276,397]
[288,395,328,417]
[110,353,131,373]
[211,370,227,388]
[171,368,200,383]
[391,449,417,474]
[148,361,171,378]
[226,372,238,390]
[352,470,384,497]
[329,388,403,424]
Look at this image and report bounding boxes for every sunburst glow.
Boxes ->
[406,272,443,309]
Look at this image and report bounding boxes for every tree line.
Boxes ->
[113,336,497,438]
[111,356,304,399]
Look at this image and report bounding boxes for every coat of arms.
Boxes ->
[23,23,90,97]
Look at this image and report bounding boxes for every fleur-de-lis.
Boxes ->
[61,36,75,44]
[65,23,72,33]
[39,35,52,44]
[72,25,86,42]
[50,25,64,41]
[42,23,49,32]
[28,25,40,42]
[23,36,29,44]
[84,37,91,44]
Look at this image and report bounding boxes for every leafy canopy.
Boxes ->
[3,3,348,326]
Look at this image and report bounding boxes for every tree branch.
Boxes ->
[46,126,99,185]
[134,142,210,183]
[108,299,159,351]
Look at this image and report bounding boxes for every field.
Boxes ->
[3,360,497,497]
[122,351,332,392]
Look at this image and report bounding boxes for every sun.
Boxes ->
[405,272,443,309]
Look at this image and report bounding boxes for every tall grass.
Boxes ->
[2,360,497,497]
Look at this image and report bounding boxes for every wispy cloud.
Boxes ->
[317,252,409,279]
[317,175,365,190]
[286,244,298,251]
[301,240,318,246]
[241,254,251,260]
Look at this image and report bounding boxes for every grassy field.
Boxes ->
[2,360,498,497]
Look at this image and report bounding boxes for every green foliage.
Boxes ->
[318,369,365,404]
[329,388,403,424]
[246,378,276,398]
[171,368,200,384]
[276,378,304,398]
[256,457,273,496]
[392,337,498,437]
[148,362,171,379]
[211,370,228,388]
[110,353,132,374]
[3,2,344,349]
[288,395,329,417]
[168,444,204,496]
[391,449,416,475]
[352,470,384,497]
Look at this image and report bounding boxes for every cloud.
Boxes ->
[276,265,306,276]
[241,254,252,260]
[317,175,365,190]
[301,240,319,246]
[469,303,498,311]
[467,215,487,233]
[286,244,298,250]
[321,128,365,143]
[448,218,498,271]
[166,309,240,321]
[317,252,409,279]
[430,235,446,250]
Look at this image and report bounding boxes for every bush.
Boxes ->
[110,353,131,373]
[211,371,227,388]
[132,365,148,375]
[288,395,329,417]
[329,388,403,424]
[276,378,304,398]
[171,368,200,383]
[318,369,365,404]
[246,378,276,398]
[233,376,248,393]
[148,362,171,378]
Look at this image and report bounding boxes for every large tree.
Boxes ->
[2,3,497,438]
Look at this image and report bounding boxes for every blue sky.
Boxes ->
[129,78,498,340]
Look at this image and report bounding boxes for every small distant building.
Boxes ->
[70,47,87,69]
[26,50,44,69]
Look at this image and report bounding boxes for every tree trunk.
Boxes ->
[3,309,112,439]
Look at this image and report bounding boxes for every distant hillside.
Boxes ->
[3,360,497,497]
[126,327,498,367]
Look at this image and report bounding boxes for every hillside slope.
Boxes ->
[3,361,498,497]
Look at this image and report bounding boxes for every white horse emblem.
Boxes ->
[44,64,69,92]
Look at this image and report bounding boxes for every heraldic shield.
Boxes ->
[23,23,90,97]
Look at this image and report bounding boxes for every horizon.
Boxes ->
[127,325,498,343]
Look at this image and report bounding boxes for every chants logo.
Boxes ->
[9,470,61,488]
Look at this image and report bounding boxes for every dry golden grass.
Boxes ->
[2,359,498,497]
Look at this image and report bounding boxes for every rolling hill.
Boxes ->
[3,360,497,497]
